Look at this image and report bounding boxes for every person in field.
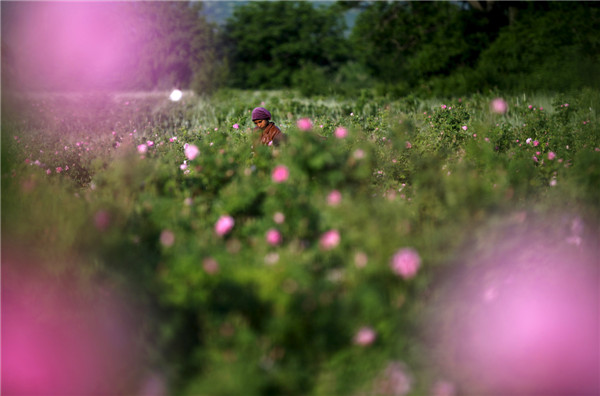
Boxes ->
[252,107,286,146]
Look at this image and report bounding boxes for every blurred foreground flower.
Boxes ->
[334,126,348,139]
[271,165,289,183]
[353,326,376,346]
[184,144,199,160]
[390,248,421,279]
[215,215,235,236]
[373,361,413,396]
[160,230,175,247]
[320,230,340,250]
[490,98,508,114]
[297,118,313,131]
[137,144,148,154]
[266,229,282,246]
[327,190,342,206]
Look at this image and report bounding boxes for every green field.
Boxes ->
[3,89,599,395]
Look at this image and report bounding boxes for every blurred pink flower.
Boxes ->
[137,144,148,154]
[147,140,154,147]
[327,190,342,206]
[273,212,285,224]
[160,230,175,247]
[215,215,235,236]
[532,156,538,162]
[441,104,447,109]
[320,230,340,250]
[431,380,456,396]
[94,210,111,231]
[266,229,282,246]
[46,169,51,175]
[490,98,508,114]
[334,126,348,139]
[391,248,421,279]
[272,165,289,183]
[184,144,200,160]
[461,125,468,131]
[203,257,219,274]
[355,252,368,268]
[353,149,365,159]
[233,123,240,129]
[533,140,539,147]
[405,141,412,149]
[354,326,376,346]
[297,118,313,131]
[55,167,63,173]
[374,361,413,396]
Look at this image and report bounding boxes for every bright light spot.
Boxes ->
[169,89,183,102]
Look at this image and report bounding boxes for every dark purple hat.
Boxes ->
[252,107,271,121]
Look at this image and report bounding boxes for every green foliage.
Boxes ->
[223,1,349,89]
[3,90,599,395]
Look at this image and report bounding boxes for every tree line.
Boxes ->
[3,1,599,97]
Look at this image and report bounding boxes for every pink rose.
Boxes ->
[297,118,313,131]
[215,215,235,236]
[354,326,376,346]
[390,248,421,279]
[334,127,348,139]
[137,144,148,154]
[266,229,282,246]
[490,98,508,114]
[184,144,200,160]
[160,229,175,247]
[320,230,340,250]
[271,165,289,183]
[327,190,342,206]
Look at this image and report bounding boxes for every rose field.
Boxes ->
[2,89,599,395]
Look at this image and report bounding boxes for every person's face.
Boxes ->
[253,119,269,130]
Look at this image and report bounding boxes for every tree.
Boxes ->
[124,2,222,92]
[222,1,349,89]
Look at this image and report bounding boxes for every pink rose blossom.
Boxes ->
[355,252,368,268]
[137,144,148,154]
[184,144,200,160]
[55,167,63,173]
[233,123,239,129]
[271,165,289,183]
[533,140,539,147]
[334,126,348,139]
[160,230,175,247]
[391,248,421,279]
[266,229,282,246]
[354,326,376,346]
[147,140,154,147]
[353,149,365,159]
[490,98,508,114]
[320,230,340,250]
[532,156,538,162]
[297,118,313,131]
[461,126,468,131]
[94,210,111,231]
[327,190,342,206]
[203,257,219,274]
[273,212,285,224]
[431,380,456,396]
[215,215,235,236]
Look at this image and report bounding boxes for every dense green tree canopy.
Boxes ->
[222,1,349,89]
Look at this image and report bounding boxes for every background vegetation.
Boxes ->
[2,1,599,395]
[3,1,600,96]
